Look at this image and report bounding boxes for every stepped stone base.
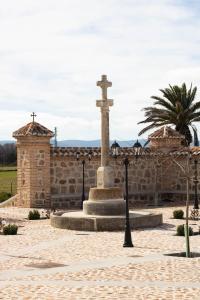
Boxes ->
[51,210,163,231]
[83,186,125,216]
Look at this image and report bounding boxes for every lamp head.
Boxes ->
[133,139,142,159]
[76,151,80,161]
[111,140,120,158]
[88,150,93,161]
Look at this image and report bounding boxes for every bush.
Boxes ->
[3,224,18,235]
[173,209,184,219]
[28,210,40,220]
[177,224,193,236]
[0,192,11,203]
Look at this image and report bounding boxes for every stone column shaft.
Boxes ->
[101,107,110,167]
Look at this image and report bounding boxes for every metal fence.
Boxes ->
[0,179,17,195]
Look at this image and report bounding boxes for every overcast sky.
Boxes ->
[0,0,200,141]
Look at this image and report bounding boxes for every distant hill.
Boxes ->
[0,140,15,145]
[57,140,101,147]
[0,139,147,147]
[51,139,147,147]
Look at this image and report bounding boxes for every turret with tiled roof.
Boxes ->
[13,115,53,208]
[149,126,184,152]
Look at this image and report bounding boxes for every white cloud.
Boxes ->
[0,0,200,140]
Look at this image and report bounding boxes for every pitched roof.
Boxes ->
[13,122,54,137]
[149,126,184,139]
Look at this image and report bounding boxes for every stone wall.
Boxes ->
[50,147,200,208]
[13,121,200,209]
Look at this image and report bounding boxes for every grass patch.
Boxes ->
[0,166,17,171]
[0,170,17,179]
[0,169,17,195]
[0,192,12,203]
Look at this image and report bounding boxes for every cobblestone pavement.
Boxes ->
[0,206,200,299]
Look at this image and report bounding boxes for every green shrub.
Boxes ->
[173,209,184,219]
[0,192,11,203]
[28,210,40,220]
[177,224,193,236]
[3,224,18,235]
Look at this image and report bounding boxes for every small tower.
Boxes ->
[13,118,54,208]
[149,126,184,152]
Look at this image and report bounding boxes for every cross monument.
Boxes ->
[81,74,125,219]
[96,75,114,188]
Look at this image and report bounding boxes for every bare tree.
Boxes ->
[0,143,16,165]
[172,151,192,257]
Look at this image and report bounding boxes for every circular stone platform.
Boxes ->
[50,210,163,231]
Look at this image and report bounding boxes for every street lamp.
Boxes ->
[193,159,199,210]
[190,158,199,220]
[111,140,120,158]
[111,141,132,246]
[123,156,133,247]
[133,139,142,158]
[76,151,92,209]
[111,139,142,247]
[122,139,143,247]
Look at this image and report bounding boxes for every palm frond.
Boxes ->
[138,83,199,145]
[138,121,170,136]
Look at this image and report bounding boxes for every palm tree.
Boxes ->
[138,83,200,146]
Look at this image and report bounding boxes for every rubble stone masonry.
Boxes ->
[50,147,200,209]
[16,136,51,208]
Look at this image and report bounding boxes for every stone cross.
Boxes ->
[31,112,37,123]
[97,74,112,100]
[96,75,113,167]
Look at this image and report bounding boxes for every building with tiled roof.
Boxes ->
[149,126,184,139]
[148,126,184,151]
[12,121,54,208]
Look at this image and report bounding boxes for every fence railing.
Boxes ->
[0,179,17,195]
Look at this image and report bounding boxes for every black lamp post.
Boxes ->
[123,156,133,247]
[193,159,199,210]
[111,139,142,247]
[123,139,141,247]
[111,141,132,246]
[122,139,142,247]
[76,151,92,209]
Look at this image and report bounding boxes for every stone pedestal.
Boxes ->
[96,166,114,188]
[83,187,125,216]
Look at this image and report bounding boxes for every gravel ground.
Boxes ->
[0,205,199,299]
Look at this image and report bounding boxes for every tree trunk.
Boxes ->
[185,175,190,257]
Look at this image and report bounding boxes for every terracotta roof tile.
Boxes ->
[13,122,54,137]
[149,126,184,139]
